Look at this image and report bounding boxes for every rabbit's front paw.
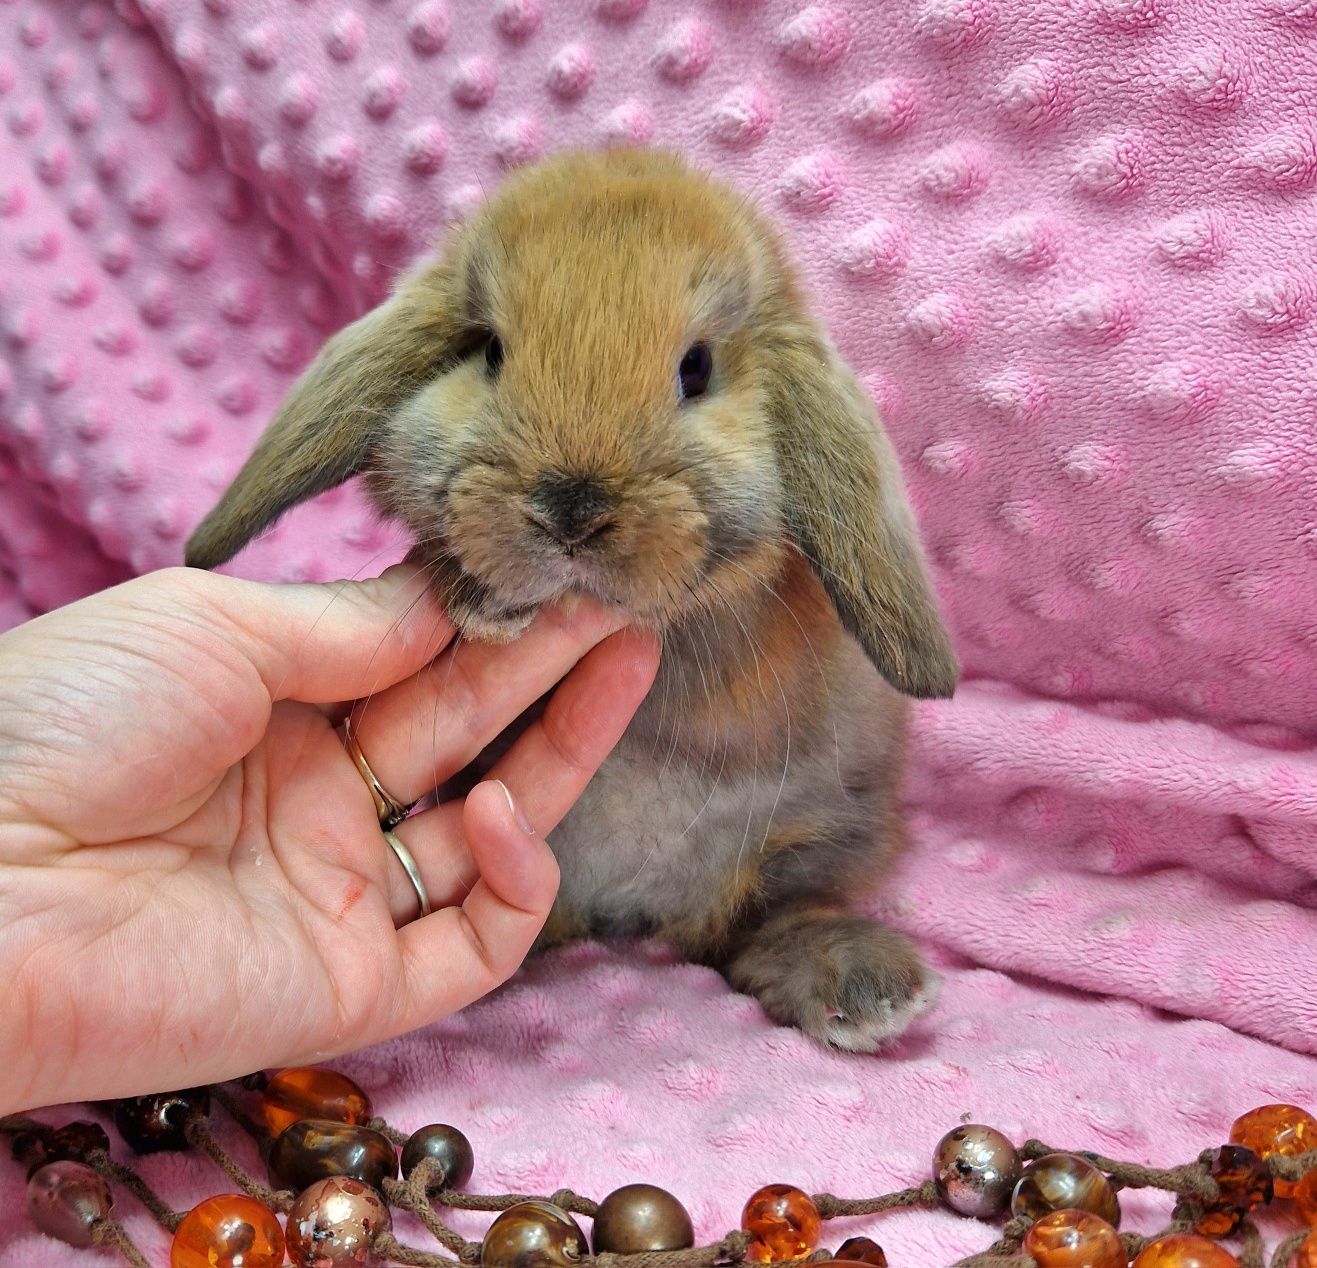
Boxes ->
[727,910,939,1053]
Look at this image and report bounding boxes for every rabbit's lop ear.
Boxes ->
[766,332,959,699]
[185,263,466,570]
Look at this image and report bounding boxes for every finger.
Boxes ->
[396,627,660,897]
[394,780,560,1025]
[346,596,630,807]
[382,805,474,926]
[480,626,660,833]
[188,563,454,706]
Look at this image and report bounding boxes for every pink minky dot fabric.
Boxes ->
[2,0,1316,1263]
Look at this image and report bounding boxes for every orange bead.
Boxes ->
[1131,1233,1241,1268]
[1296,1230,1317,1268]
[1229,1103,1316,1199]
[741,1185,821,1263]
[262,1067,372,1138]
[1295,1168,1317,1226]
[1023,1210,1125,1268]
[171,1195,285,1268]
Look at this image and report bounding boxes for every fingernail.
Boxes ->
[495,780,536,836]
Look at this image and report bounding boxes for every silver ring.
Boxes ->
[342,714,415,830]
[383,830,432,918]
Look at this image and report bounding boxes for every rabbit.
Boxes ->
[185,148,959,1052]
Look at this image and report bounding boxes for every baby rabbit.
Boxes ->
[186,148,958,1052]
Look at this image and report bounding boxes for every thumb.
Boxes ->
[188,563,455,706]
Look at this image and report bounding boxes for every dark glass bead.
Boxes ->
[46,1122,112,1164]
[114,1089,210,1154]
[1194,1145,1273,1238]
[26,1160,113,1248]
[592,1184,694,1254]
[11,1131,46,1179]
[481,1200,588,1268]
[836,1236,889,1266]
[933,1124,1022,1219]
[1012,1153,1121,1228]
[262,1067,372,1138]
[268,1118,398,1194]
[286,1176,391,1268]
[400,1124,474,1190]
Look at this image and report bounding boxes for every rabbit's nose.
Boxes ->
[526,473,617,550]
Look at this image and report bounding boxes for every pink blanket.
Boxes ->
[2,0,1315,1262]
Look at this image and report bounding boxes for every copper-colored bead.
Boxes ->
[26,1160,113,1248]
[1131,1233,1241,1267]
[286,1175,391,1268]
[262,1067,372,1138]
[1296,1170,1317,1226]
[1012,1154,1121,1228]
[1229,1103,1317,1199]
[835,1236,888,1266]
[933,1124,1022,1219]
[481,1200,588,1268]
[114,1089,210,1154]
[1296,1230,1317,1268]
[400,1124,475,1190]
[268,1118,397,1194]
[171,1194,285,1268]
[1023,1209,1125,1268]
[592,1184,694,1254]
[1194,1145,1272,1238]
[741,1185,821,1263]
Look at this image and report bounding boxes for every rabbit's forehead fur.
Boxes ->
[372,152,790,626]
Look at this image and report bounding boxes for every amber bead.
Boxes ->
[835,1236,888,1266]
[1012,1154,1121,1228]
[262,1067,373,1138]
[481,1200,588,1268]
[1230,1103,1317,1199]
[933,1124,1022,1218]
[742,1185,821,1263]
[1193,1145,1272,1237]
[114,1088,211,1154]
[286,1175,390,1268]
[1022,1210,1125,1268]
[26,1160,113,1248]
[171,1194,285,1268]
[1131,1233,1240,1267]
[1296,1230,1317,1268]
[592,1184,694,1254]
[400,1124,475,1190]
[1296,1170,1317,1226]
[268,1118,398,1194]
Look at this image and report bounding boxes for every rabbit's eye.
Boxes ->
[678,343,712,400]
[485,334,505,378]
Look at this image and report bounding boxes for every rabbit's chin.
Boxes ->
[417,543,656,644]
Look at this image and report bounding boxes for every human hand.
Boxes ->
[0,564,658,1114]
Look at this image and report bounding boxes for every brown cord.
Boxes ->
[1271,1228,1311,1268]
[4,1089,1317,1268]
[83,1147,184,1233]
[183,1114,294,1212]
[91,1218,153,1268]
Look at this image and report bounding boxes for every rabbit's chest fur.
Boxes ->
[541,598,908,955]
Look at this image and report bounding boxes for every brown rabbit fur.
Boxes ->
[186,148,959,1052]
